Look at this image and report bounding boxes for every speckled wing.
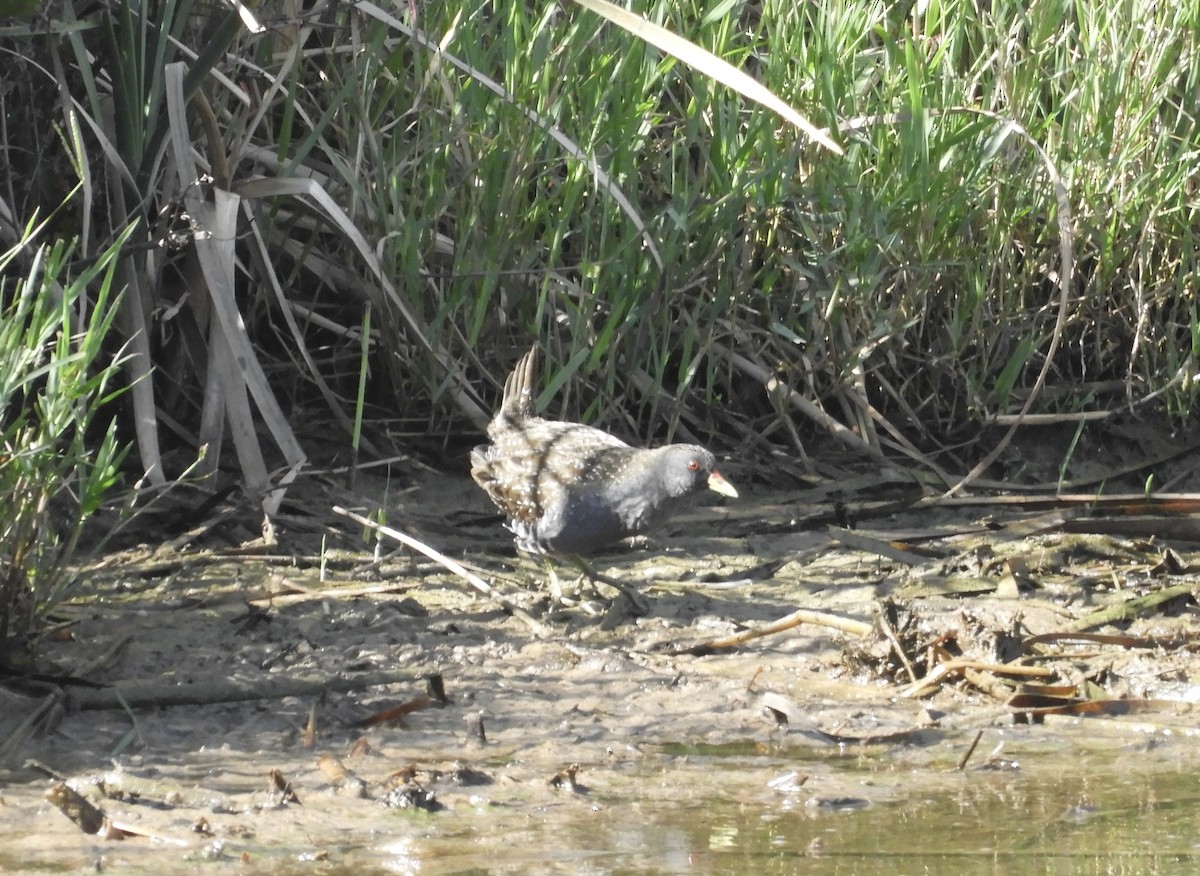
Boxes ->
[471,416,634,531]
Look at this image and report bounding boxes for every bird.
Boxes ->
[470,347,737,581]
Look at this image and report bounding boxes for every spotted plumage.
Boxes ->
[470,347,738,555]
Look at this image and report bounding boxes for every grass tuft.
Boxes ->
[0,220,131,662]
[0,0,1196,494]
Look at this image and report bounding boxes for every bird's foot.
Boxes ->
[539,565,601,618]
[598,587,649,629]
[581,567,650,620]
[538,556,651,623]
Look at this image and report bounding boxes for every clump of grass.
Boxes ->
[1,0,1197,496]
[0,224,129,664]
[313,0,1197,458]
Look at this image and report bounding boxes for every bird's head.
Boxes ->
[657,446,738,500]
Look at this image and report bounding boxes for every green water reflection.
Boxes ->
[374,743,1200,874]
[7,736,1199,874]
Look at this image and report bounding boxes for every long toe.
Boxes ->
[599,586,650,629]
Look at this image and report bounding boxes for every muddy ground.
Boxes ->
[4,445,1200,873]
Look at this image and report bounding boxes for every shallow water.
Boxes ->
[352,745,1200,876]
[7,732,1197,875]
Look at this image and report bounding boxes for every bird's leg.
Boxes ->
[532,556,588,607]
[567,555,650,618]
[517,553,649,619]
[543,557,568,603]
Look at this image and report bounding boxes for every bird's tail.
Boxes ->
[499,346,538,421]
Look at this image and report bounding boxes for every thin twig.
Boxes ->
[670,607,873,656]
[956,729,984,771]
[65,669,425,711]
[876,603,918,685]
[900,659,1054,698]
[332,505,553,638]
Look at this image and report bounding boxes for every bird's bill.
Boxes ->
[707,470,738,498]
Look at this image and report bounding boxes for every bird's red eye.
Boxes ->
[688,459,701,471]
